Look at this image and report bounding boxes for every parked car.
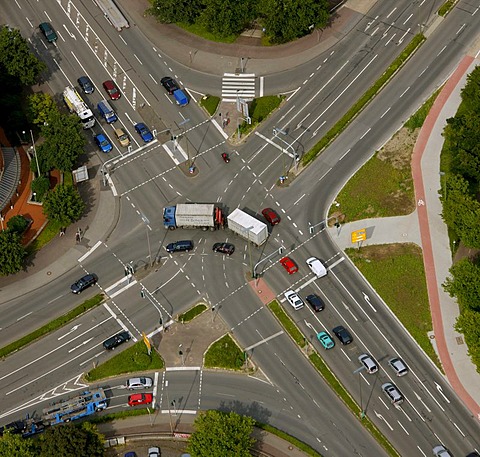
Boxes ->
[306,294,324,312]
[126,377,153,390]
[280,256,298,274]
[127,393,153,407]
[103,331,131,350]
[432,445,453,457]
[103,79,121,100]
[382,382,404,405]
[332,325,353,345]
[317,331,335,349]
[262,207,280,225]
[95,133,113,153]
[148,448,160,457]
[166,240,193,253]
[124,452,137,457]
[388,357,409,376]
[161,76,179,94]
[78,76,94,94]
[135,122,153,142]
[358,353,378,374]
[284,290,304,310]
[114,127,130,147]
[212,242,235,256]
[39,22,57,43]
[70,273,98,293]
[306,257,327,278]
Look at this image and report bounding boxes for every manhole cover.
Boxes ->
[455,336,464,345]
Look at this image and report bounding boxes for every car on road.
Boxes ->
[95,133,113,153]
[432,445,453,457]
[127,393,153,407]
[148,447,160,457]
[78,76,94,94]
[135,122,153,142]
[382,382,404,405]
[161,76,179,94]
[212,242,235,255]
[317,331,334,349]
[39,22,57,43]
[305,293,324,312]
[388,357,409,376]
[284,290,304,310]
[103,331,131,350]
[126,377,153,390]
[102,79,121,100]
[124,452,137,457]
[306,257,327,278]
[358,353,378,374]
[279,256,298,274]
[70,273,98,293]
[166,240,193,253]
[332,325,353,345]
[262,207,280,225]
[114,128,130,147]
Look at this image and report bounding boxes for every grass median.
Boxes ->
[178,303,207,323]
[268,300,306,348]
[0,294,104,359]
[204,334,245,370]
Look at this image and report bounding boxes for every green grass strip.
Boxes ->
[199,95,221,116]
[86,340,164,381]
[268,300,306,348]
[178,303,207,323]
[88,408,151,424]
[204,334,245,370]
[0,294,104,359]
[438,0,455,16]
[303,34,425,164]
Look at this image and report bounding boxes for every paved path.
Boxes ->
[329,56,480,419]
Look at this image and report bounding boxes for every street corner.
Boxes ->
[249,277,277,305]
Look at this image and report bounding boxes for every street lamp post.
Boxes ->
[253,246,284,283]
[244,225,254,278]
[273,127,299,172]
[29,130,41,177]
[140,213,153,267]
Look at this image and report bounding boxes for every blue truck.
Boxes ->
[97,100,117,123]
[173,89,189,107]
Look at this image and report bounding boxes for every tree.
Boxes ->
[443,257,480,312]
[455,308,480,373]
[187,410,255,457]
[39,110,86,172]
[43,184,85,226]
[0,26,46,85]
[31,176,51,201]
[0,430,38,457]
[200,0,256,37]
[0,230,26,275]
[28,93,59,126]
[460,65,480,115]
[6,215,30,235]
[39,422,104,457]
[148,0,204,24]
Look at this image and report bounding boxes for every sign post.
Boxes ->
[351,228,367,249]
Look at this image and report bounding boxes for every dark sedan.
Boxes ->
[213,242,235,256]
[306,294,324,312]
[332,325,353,345]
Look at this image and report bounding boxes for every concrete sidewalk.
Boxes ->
[329,56,480,419]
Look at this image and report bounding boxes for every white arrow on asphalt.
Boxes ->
[304,320,317,334]
[343,301,358,321]
[58,324,81,340]
[374,410,393,430]
[362,292,377,312]
[414,391,432,412]
[68,337,93,353]
[434,382,450,403]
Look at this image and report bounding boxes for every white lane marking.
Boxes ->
[68,337,93,353]
[58,325,81,340]
[165,366,201,371]
[108,279,138,298]
[16,312,32,321]
[211,118,229,139]
[403,13,413,25]
[259,76,264,97]
[78,240,103,262]
[381,107,391,118]
[244,330,284,351]
[386,7,397,19]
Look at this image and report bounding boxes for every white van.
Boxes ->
[306,257,327,278]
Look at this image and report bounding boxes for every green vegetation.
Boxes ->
[89,408,151,424]
[0,230,26,276]
[404,88,441,131]
[26,219,63,253]
[438,0,456,17]
[85,340,164,381]
[204,334,245,370]
[43,184,85,226]
[178,22,237,43]
[239,96,284,137]
[268,300,306,348]
[0,294,104,358]
[179,303,207,323]
[346,245,441,369]
[199,95,221,116]
[304,34,425,164]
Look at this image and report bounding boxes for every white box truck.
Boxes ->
[163,203,224,230]
[227,209,268,246]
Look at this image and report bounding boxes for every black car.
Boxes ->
[39,22,57,43]
[161,76,179,94]
[103,331,131,350]
[332,325,353,345]
[166,240,193,253]
[70,273,98,294]
[306,294,324,312]
[78,76,94,94]
[212,242,235,256]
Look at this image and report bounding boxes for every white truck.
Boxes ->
[163,203,224,230]
[93,0,129,31]
[227,209,268,246]
[63,87,95,129]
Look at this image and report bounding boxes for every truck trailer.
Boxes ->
[163,203,224,230]
[63,87,95,129]
[227,209,268,246]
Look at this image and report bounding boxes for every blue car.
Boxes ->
[135,123,153,142]
[95,133,112,153]
[317,331,335,350]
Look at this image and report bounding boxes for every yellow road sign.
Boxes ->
[142,332,151,354]
[351,228,367,243]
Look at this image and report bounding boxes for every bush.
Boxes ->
[7,215,30,234]
[31,176,50,201]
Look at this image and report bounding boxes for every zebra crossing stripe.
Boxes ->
[222,73,256,102]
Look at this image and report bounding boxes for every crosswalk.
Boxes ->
[222,73,255,102]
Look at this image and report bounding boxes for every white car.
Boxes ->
[432,445,453,457]
[306,257,327,278]
[388,357,409,376]
[148,447,160,457]
[358,353,378,374]
[126,377,153,390]
[284,290,304,310]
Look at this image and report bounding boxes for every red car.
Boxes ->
[262,207,281,225]
[128,393,153,407]
[280,257,298,274]
[103,80,121,100]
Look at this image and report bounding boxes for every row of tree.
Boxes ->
[441,65,480,372]
[147,0,330,43]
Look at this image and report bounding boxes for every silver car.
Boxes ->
[433,445,453,457]
[126,377,153,390]
[388,357,409,376]
[382,382,404,405]
[358,353,378,374]
[284,290,304,310]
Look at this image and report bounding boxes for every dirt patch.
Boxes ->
[377,127,419,169]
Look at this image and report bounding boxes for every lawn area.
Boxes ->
[268,301,306,348]
[346,244,442,369]
[178,303,207,323]
[199,95,221,116]
[204,334,245,370]
[239,96,284,135]
[85,341,164,381]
